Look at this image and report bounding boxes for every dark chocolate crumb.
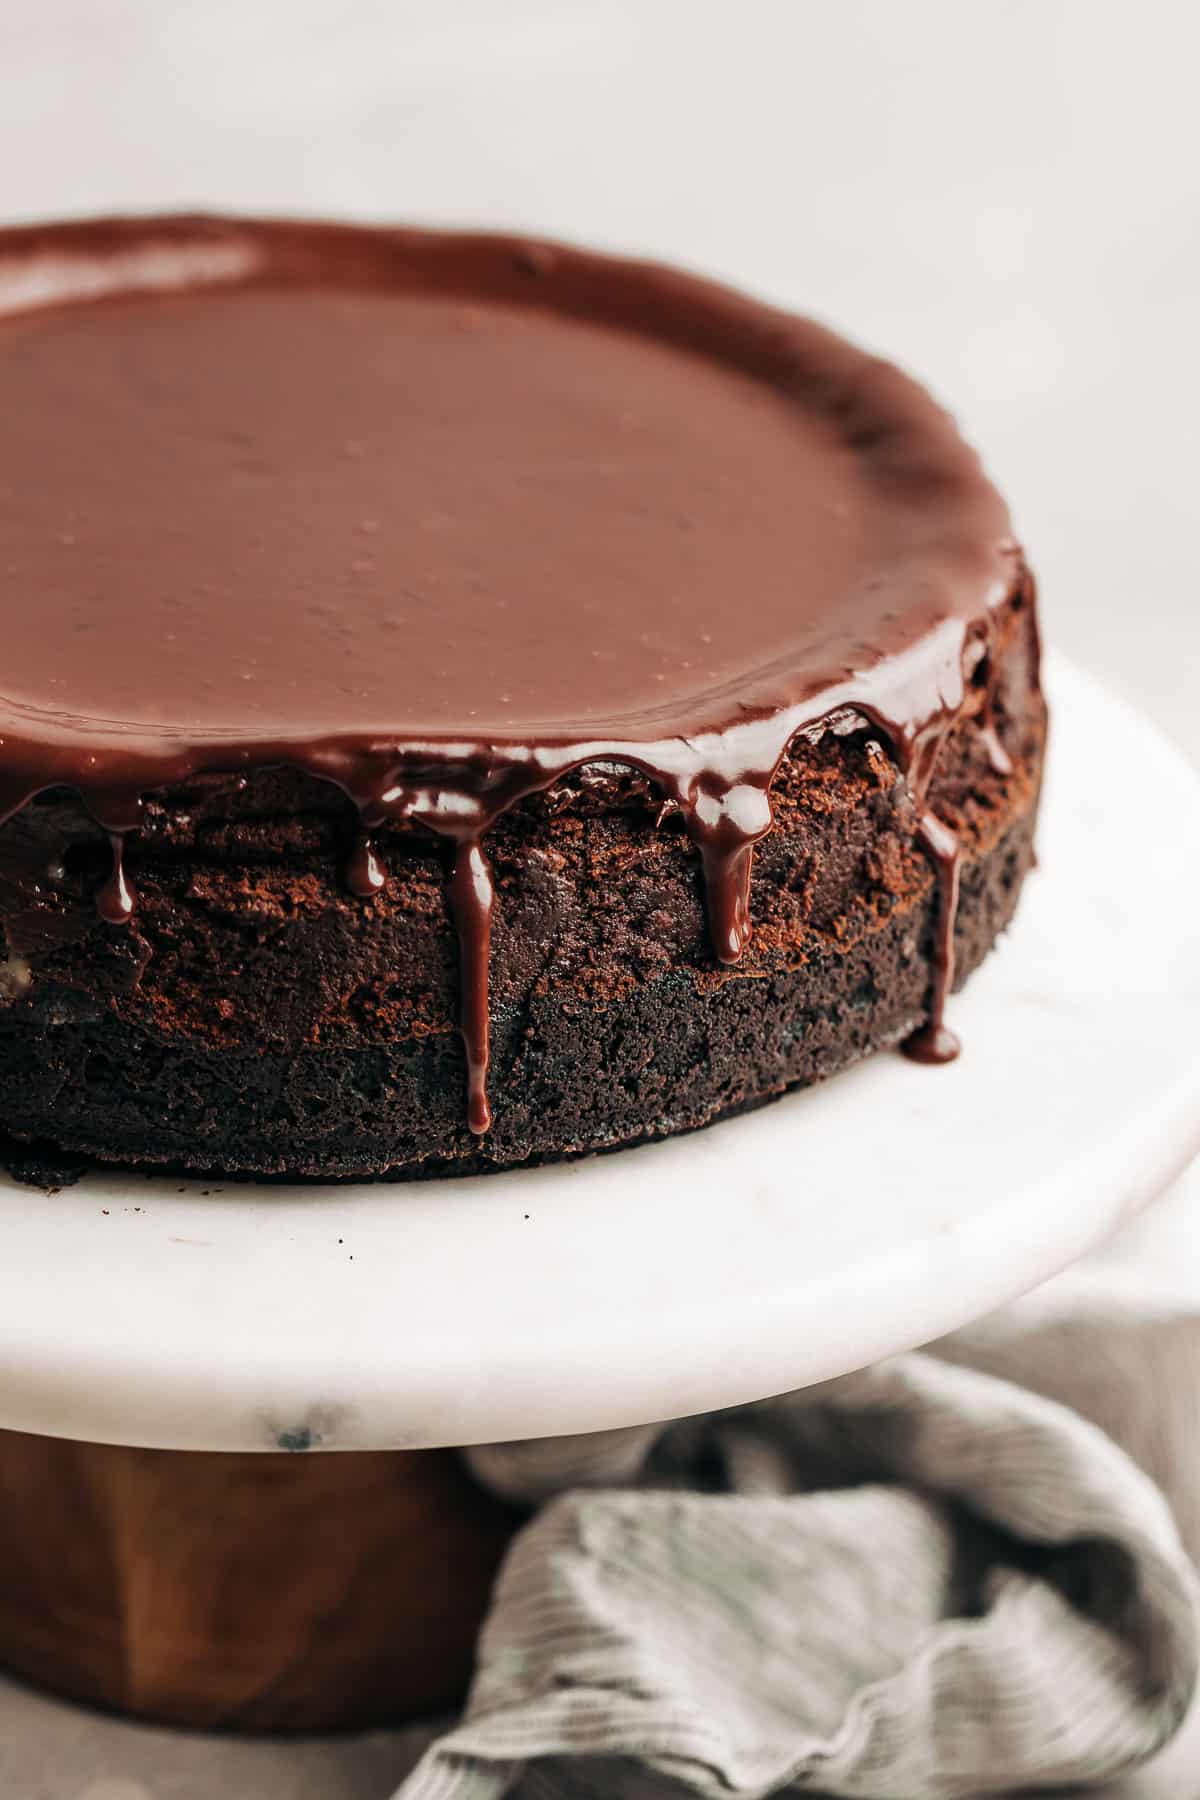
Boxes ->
[0,1132,89,1192]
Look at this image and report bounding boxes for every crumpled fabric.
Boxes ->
[397,1283,1200,1799]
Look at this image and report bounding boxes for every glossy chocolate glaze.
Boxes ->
[0,217,1035,1131]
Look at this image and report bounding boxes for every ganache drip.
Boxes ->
[687,779,775,966]
[447,836,495,1136]
[95,833,135,928]
[345,833,386,899]
[901,810,963,1066]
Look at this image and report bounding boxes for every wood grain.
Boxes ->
[0,1428,522,1730]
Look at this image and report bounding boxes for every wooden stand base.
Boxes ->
[0,1428,521,1731]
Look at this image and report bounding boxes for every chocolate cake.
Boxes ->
[0,217,1045,1183]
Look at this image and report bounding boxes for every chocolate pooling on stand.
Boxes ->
[0,217,1037,1134]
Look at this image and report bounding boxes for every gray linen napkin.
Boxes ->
[397,1280,1200,1800]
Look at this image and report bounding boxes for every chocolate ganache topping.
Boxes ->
[0,217,1033,1134]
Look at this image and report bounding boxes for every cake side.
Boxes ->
[0,581,1043,1181]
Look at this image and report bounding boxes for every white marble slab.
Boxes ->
[0,656,1194,1454]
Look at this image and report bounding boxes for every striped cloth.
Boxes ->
[397,1281,1200,1800]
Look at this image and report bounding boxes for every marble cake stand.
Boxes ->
[0,653,1195,1730]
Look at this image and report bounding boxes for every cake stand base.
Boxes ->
[0,1428,519,1731]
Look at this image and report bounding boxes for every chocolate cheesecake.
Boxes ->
[0,217,1044,1183]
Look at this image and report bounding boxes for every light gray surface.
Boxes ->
[0,2,1197,1794]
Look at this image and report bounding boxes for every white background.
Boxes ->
[0,3,1197,1795]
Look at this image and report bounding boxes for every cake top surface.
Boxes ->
[0,216,1016,810]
